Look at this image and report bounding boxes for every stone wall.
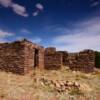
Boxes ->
[44,47,62,70]
[0,39,95,74]
[23,40,44,74]
[44,48,95,72]
[67,50,95,73]
[57,51,69,66]
[0,41,25,75]
[0,39,44,75]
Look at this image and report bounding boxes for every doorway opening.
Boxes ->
[34,49,39,68]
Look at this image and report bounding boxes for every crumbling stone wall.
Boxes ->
[44,48,95,72]
[24,40,44,74]
[57,51,69,66]
[0,39,95,74]
[0,39,44,75]
[0,41,25,75]
[44,47,62,70]
[67,50,95,73]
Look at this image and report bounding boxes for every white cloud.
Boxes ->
[11,3,28,17]
[52,16,100,52]
[31,37,42,43]
[0,0,28,17]
[0,1,44,17]
[33,3,44,16]
[0,30,14,37]
[0,29,14,42]
[35,3,44,11]
[0,0,12,7]
[33,10,39,16]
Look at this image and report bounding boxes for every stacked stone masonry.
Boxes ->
[0,39,95,74]
[0,41,25,74]
[44,47,63,70]
[68,50,95,73]
[0,39,44,75]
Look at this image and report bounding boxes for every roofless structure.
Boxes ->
[0,39,95,75]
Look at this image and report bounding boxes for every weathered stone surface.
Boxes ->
[0,39,95,75]
[57,51,69,66]
[0,39,44,75]
[44,47,63,70]
[0,41,25,75]
[44,48,95,73]
[45,47,56,54]
[67,50,95,73]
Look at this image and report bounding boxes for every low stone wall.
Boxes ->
[68,50,95,73]
[0,41,25,75]
[44,48,95,72]
[44,48,62,70]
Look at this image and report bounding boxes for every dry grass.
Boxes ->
[0,68,100,100]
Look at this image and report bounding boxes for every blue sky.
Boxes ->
[0,0,100,52]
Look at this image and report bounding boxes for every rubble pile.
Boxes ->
[33,77,92,94]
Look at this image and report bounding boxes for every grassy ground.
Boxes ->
[0,67,100,100]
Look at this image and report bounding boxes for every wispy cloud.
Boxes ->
[0,29,14,37]
[52,16,100,52]
[35,3,44,11]
[0,29,14,42]
[21,29,31,34]
[0,0,12,7]
[0,1,44,17]
[11,4,28,17]
[33,3,44,16]
[33,10,39,16]
[0,0,28,17]
[31,37,42,43]
[90,0,100,7]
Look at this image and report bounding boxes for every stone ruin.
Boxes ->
[0,39,44,75]
[45,48,95,73]
[44,47,63,70]
[0,39,95,75]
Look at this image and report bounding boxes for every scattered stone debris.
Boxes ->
[33,77,92,95]
[0,70,99,100]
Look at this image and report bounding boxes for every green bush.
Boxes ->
[95,51,100,68]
